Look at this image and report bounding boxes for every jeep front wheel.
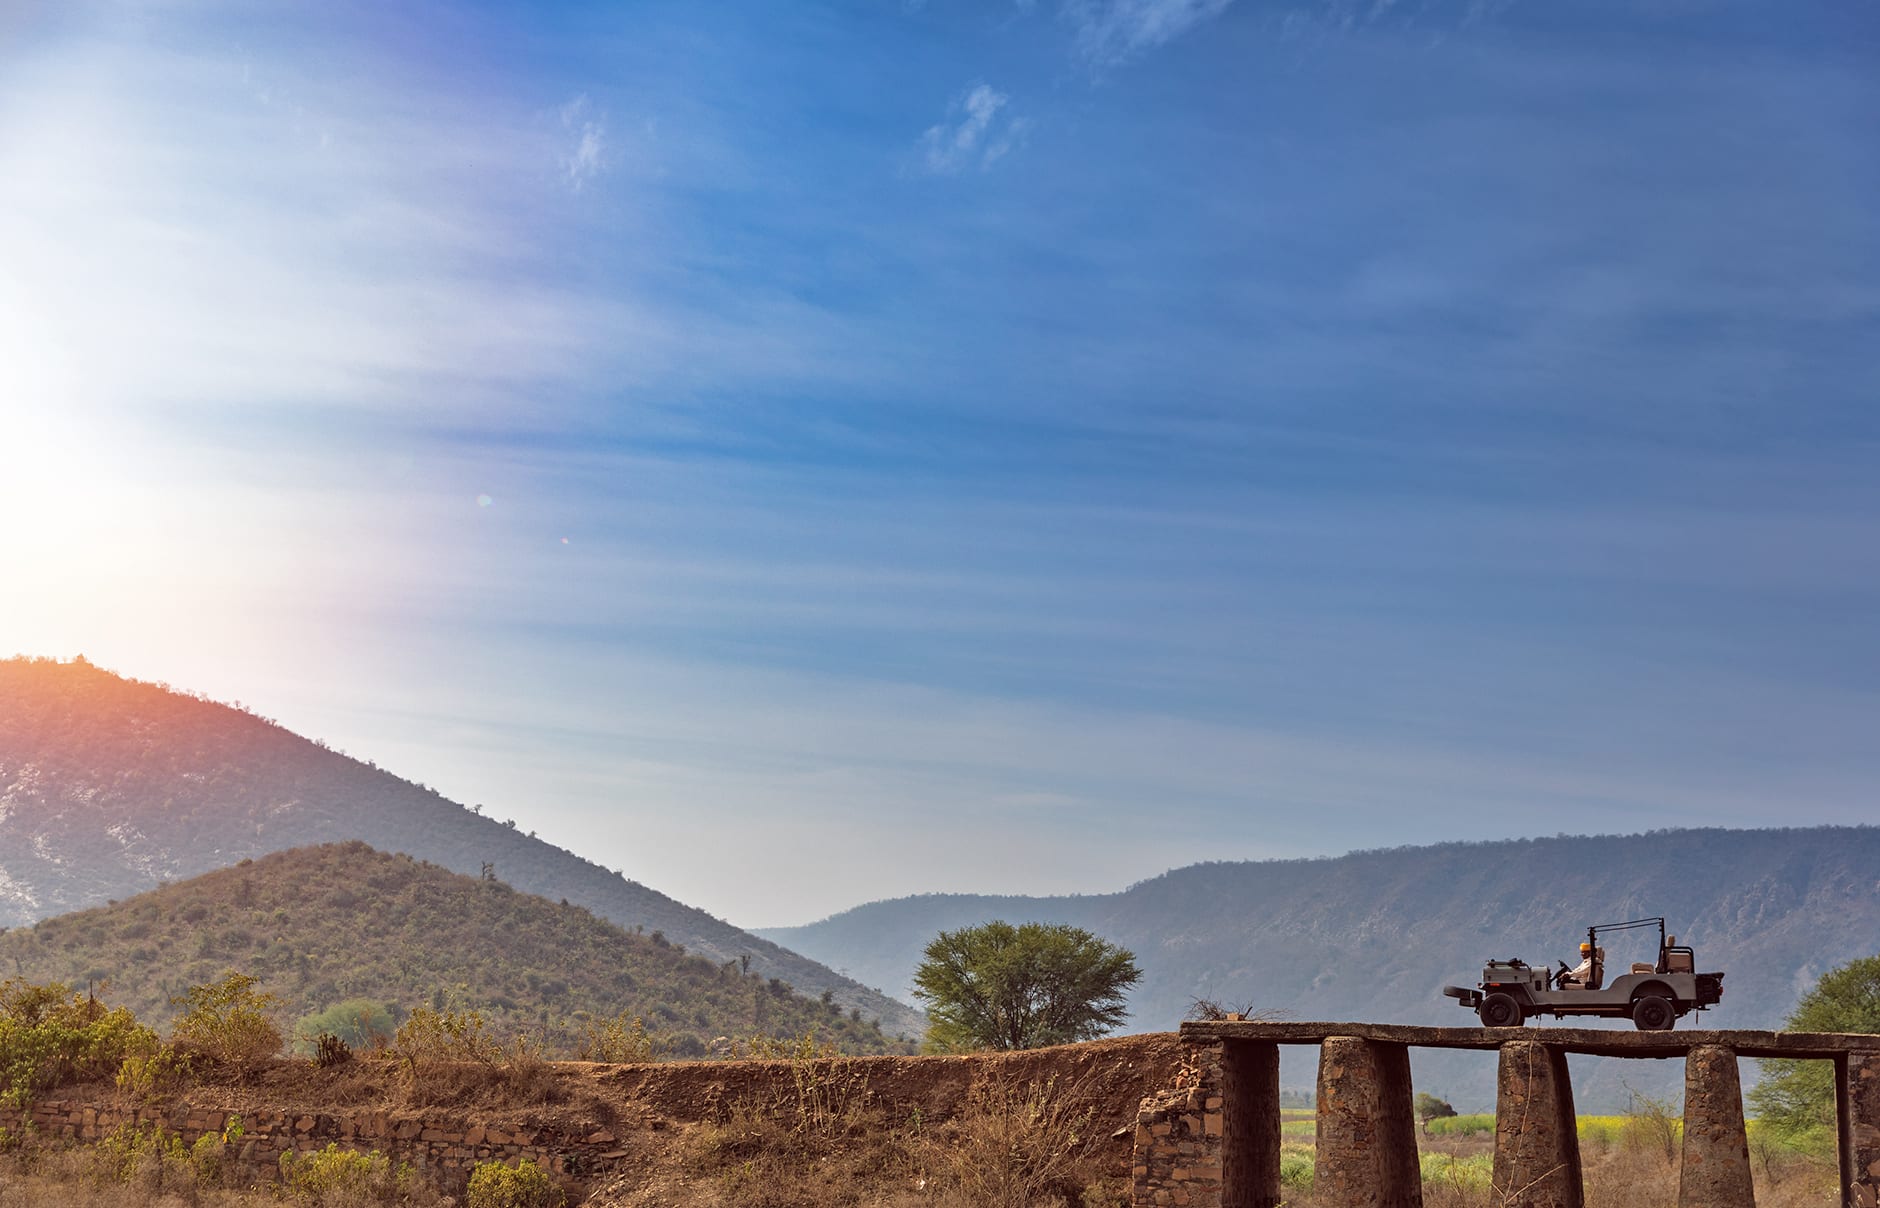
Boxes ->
[1633,995,1675,1031]
[1480,993,1523,1028]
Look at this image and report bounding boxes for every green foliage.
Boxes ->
[1413,1091,1456,1127]
[279,1143,416,1205]
[1423,1113,1494,1137]
[0,978,158,1108]
[295,999,396,1053]
[1749,953,1880,1142]
[911,921,1140,1051]
[171,972,284,1069]
[1277,1143,1314,1191]
[1419,1151,1493,1192]
[0,840,912,1059]
[466,1157,564,1208]
[115,1043,192,1101]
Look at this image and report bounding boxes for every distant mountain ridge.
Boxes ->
[0,656,925,1039]
[0,841,911,1055]
[759,827,1880,1109]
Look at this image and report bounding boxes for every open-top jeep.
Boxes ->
[1442,917,1724,1030]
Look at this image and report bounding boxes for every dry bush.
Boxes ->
[682,1102,924,1208]
[575,1014,657,1063]
[920,1075,1108,1208]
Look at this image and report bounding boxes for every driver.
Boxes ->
[1560,942,1594,989]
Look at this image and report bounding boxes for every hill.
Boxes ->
[0,841,911,1055]
[0,656,925,1039]
[758,827,1880,1109]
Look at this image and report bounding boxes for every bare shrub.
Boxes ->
[923,1074,1105,1208]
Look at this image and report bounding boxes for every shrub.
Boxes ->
[925,1075,1100,1208]
[279,1142,415,1205]
[574,1012,657,1063]
[392,1006,502,1071]
[115,1044,192,1102]
[294,1000,396,1054]
[0,978,159,1108]
[171,973,283,1070]
[1424,1112,1494,1137]
[467,1157,564,1208]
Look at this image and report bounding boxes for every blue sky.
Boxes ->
[2,0,1876,926]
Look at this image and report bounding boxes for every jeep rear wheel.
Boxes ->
[1480,993,1523,1028]
[1633,995,1675,1031]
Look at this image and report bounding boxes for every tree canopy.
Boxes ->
[1747,953,1880,1138]
[910,920,1141,1051]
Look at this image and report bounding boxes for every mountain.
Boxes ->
[0,656,925,1039]
[0,841,911,1055]
[758,827,1880,1109]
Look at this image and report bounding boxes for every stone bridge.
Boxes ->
[1132,1021,1880,1208]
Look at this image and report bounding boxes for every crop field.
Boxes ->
[1270,1108,1837,1208]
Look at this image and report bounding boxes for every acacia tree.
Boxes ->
[1748,954,1880,1139]
[911,920,1141,1052]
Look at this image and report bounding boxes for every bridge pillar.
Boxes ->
[1679,1045,1754,1207]
[1220,1041,1281,1208]
[1493,1041,1583,1208]
[1841,1050,1880,1208]
[1315,1036,1422,1208]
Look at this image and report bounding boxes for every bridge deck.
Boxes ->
[1179,1019,1879,1059]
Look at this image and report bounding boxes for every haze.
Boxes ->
[2,0,1876,927]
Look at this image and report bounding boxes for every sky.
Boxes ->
[2,0,1877,929]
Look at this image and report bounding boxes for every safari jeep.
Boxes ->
[1442,917,1724,1030]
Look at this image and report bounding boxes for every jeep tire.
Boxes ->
[1480,993,1523,1028]
[1632,995,1675,1031]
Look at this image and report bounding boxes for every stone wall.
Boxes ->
[0,1097,630,1195]
[1131,1044,1225,1207]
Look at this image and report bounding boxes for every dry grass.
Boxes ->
[585,1069,1125,1208]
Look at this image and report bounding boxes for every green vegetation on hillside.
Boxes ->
[0,842,911,1057]
[0,655,926,1039]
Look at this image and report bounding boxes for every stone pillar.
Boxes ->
[1220,1041,1281,1208]
[1678,1045,1753,1208]
[1492,1041,1583,1208]
[1841,1050,1880,1208]
[1133,1040,1225,1208]
[1315,1037,1423,1208]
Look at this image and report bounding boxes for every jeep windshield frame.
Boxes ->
[1586,916,1667,969]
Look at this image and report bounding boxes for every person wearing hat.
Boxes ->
[1560,942,1595,989]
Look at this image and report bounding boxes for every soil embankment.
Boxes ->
[6,1033,1184,1203]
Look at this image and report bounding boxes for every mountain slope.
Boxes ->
[760,827,1880,1108]
[0,842,910,1054]
[0,656,924,1038]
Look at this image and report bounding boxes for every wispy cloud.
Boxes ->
[919,83,1029,174]
[1063,0,1235,65]
[559,93,606,190]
